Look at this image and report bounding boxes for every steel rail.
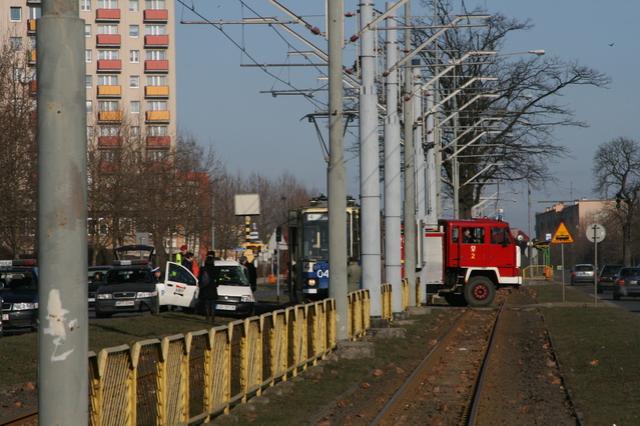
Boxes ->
[0,410,38,426]
[464,302,505,425]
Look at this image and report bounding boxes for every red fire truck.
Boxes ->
[422,218,522,307]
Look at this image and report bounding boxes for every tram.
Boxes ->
[286,195,360,300]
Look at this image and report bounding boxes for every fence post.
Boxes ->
[224,323,233,414]
[203,328,215,422]
[157,338,169,426]
[129,343,141,426]
[182,334,192,424]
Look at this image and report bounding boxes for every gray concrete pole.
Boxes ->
[327,0,348,340]
[37,0,88,424]
[413,63,424,279]
[452,98,461,218]
[383,5,402,315]
[359,1,382,315]
[403,3,417,305]
[425,88,438,226]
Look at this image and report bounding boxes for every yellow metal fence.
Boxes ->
[89,295,375,425]
[380,283,393,321]
[401,278,410,310]
[522,264,553,280]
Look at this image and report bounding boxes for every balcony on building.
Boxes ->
[144,35,169,48]
[28,50,36,65]
[98,136,122,148]
[98,111,123,122]
[97,59,122,72]
[96,34,121,47]
[143,9,168,22]
[96,8,121,21]
[27,19,37,34]
[144,85,169,98]
[29,80,37,97]
[146,135,171,148]
[144,60,169,73]
[97,85,122,98]
[145,110,170,123]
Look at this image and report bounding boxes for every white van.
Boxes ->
[210,260,256,316]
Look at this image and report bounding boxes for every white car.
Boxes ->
[210,260,256,316]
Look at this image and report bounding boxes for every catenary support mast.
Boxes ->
[37,0,89,423]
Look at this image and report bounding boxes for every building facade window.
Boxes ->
[99,100,119,111]
[144,24,166,35]
[86,126,94,140]
[85,75,92,88]
[10,7,21,22]
[9,37,21,50]
[97,24,118,34]
[29,6,41,19]
[129,50,140,63]
[85,24,92,37]
[148,125,167,136]
[97,74,118,85]
[101,150,116,163]
[131,126,140,136]
[130,101,140,113]
[86,100,93,114]
[147,100,167,111]
[98,0,118,8]
[85,49,92,62]
[97,50,119,60]
[145,0,165,9]
[129,24,139,37]
[129,0,138,11]
[148,150,166,162]
[145,49,167,60]
[80,0,91,11]
[146,75,167,86]
[129,75,140,88]
[99,126,119,136]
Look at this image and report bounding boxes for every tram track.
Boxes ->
[372,305,504,426]
[0,410,37,426]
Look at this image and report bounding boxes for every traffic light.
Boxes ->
[276,226,282,242]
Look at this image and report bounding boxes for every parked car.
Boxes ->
[612,267,640,300]
[0,260,38,332]
[570,264,595,285]
[88,265,112,308]
[210,260,256,316]
[597,264,624,293]
[95,261,159,318]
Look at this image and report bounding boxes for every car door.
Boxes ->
[161,262,199,308]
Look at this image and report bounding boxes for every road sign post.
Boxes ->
[586,223,606,306]
[551,222,575,304]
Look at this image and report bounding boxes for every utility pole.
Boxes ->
[425,88,438,226]
[403,2,417,306]
[384,4,402,314]
[327,0,348,340]
[413,61,424,280]
[359,1,382,315]
[37,0,88,423]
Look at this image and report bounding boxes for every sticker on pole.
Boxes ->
[551,222,574,244]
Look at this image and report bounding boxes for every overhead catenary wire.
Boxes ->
[176,0,327,110]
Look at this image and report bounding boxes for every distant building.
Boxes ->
[1,0,177,156]
[535,200,614,266]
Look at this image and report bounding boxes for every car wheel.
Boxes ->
[464,277,496,308]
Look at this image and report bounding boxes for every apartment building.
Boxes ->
[1,0,177,157]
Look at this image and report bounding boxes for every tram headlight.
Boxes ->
[307,278,317,287]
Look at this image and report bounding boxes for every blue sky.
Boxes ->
[176,1,640,233]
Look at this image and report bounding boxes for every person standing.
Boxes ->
[199,255,218,324]
[175,244,188,265]
[347,257,362,293]
[182,251,194,272]
[240,256,257,292]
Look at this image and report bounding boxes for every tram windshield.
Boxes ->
[303,212,329,259]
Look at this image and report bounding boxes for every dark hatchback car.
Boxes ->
[612,267,640,300]
[597,264,624,293]
[0,261,38,332]
[88,266,112,308]
[94,261,159,318]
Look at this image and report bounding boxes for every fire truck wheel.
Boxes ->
[464,277,496,307]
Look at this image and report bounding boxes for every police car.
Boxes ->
[0,259,39,332]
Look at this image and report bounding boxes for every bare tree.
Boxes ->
[415,0,609,217]
[593,137,640,265]
[0,43,37,256]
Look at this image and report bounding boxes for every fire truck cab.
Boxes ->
[423,218,522,307]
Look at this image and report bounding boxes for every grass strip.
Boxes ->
[542,306,640,425]
[0,311,218,391]
[528,283,595,304]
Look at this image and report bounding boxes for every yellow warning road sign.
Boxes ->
[551,222,574,244]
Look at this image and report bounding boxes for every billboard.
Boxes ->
[234,193,260,216]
